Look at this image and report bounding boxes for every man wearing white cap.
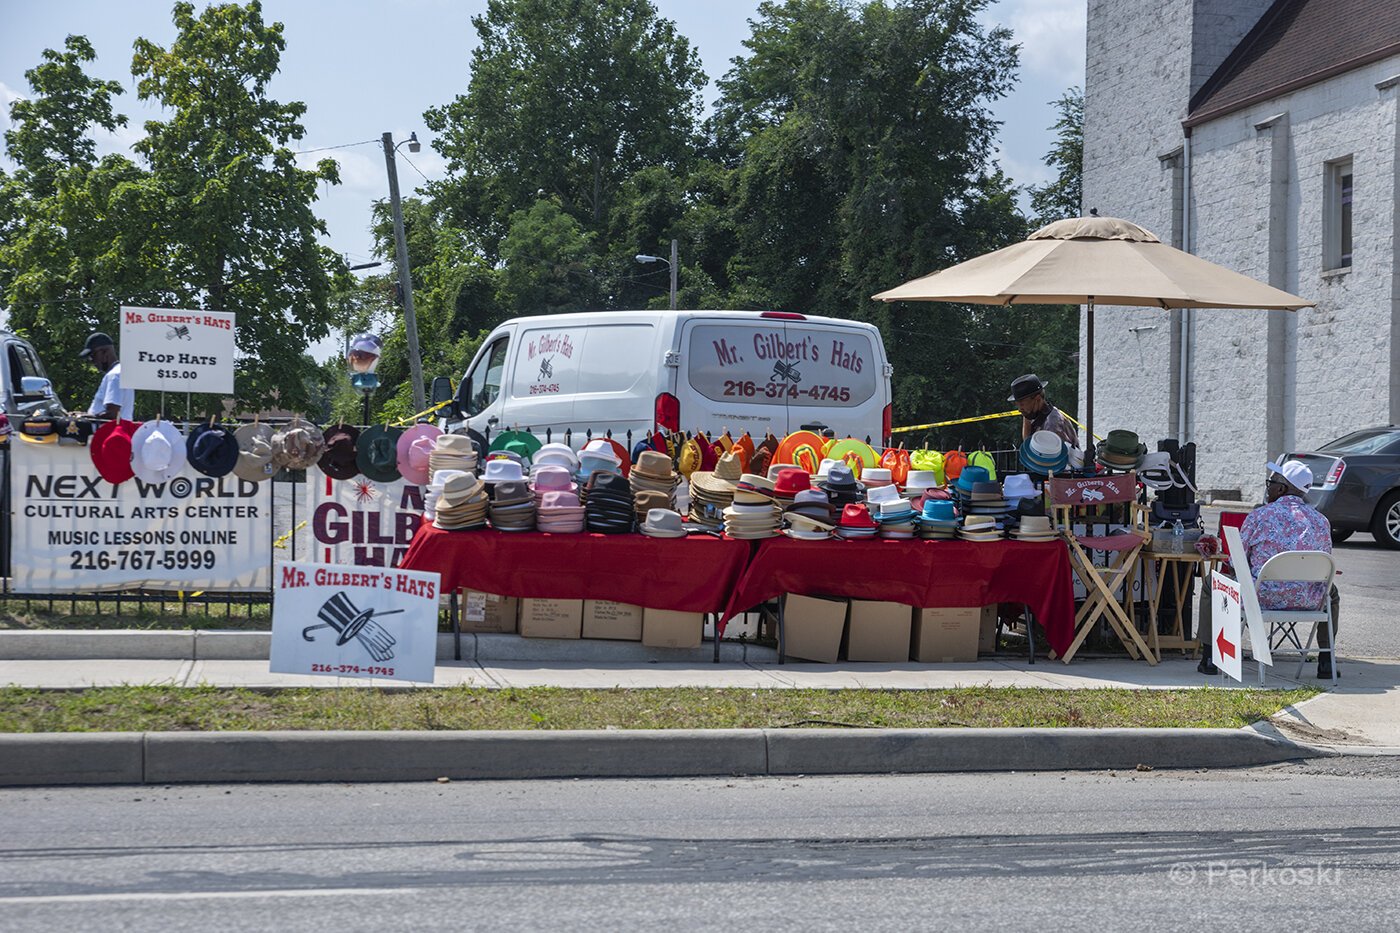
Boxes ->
[1198,459,1339,679]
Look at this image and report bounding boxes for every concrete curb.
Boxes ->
[0,727,1327,786]
[0,629,778,665]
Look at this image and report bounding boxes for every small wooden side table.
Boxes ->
[1141,549,1225,659]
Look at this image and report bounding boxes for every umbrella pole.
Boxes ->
[1085,298,1094,452]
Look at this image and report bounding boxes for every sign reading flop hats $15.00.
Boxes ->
[120,306,235,394]
[270,560,441,684]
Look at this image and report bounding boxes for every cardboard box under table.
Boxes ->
[398,523,751,659]
[584,600,644,641]
[642,608,703,649]
[781,594,848,663]
[846,600,913,663]
[519,598,583,639]
[911,607,981,663]
[459,591,518,634]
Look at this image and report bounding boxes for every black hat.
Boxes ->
[79,332,115,359]
[356,425,404,483]
[1008,374,1048,402]
[186,424,240,478]
[318,424,361,481]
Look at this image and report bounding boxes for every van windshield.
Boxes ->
[459,337,509,416]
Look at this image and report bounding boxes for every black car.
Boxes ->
[1287,426,1400,549]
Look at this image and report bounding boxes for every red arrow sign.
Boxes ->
[1216,629,1237,660]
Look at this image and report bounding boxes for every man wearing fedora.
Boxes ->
[1198,459,1339,679]
[77,331,134,421]
[1009,374,1078,449]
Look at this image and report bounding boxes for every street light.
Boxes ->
[381,131,426,413]
[635,238,679,310]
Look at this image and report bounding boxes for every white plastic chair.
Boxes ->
[1255,551,1337,686]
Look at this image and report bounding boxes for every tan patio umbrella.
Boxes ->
[872,214,1313,445]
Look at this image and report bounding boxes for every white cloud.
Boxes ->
[1000,0,1087,89]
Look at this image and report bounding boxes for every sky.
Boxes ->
[0,0,1087,358]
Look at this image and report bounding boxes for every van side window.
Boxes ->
[7,344,31,394]
[459,337,509,416]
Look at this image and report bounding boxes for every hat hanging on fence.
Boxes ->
[271,417,326,471]
[233,423,277,483]
[129,420,187,484]
[395,423,442,486]
[317,424,361,481]
[943,450,969,481]
[356,424,404,483]
[967,450,997,481]
[186,423,239,478]
[90,419,139,485]
[490,429,542,465]
[57,419,95,445]
[18,418,59,444]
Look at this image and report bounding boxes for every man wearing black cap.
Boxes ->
[78,332,134,420]
[1009,373,1078,448]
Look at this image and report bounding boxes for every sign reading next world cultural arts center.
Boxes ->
[9,442,271,593]
[119,306,236,395]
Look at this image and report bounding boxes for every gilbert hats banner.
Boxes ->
[120,306,235,395]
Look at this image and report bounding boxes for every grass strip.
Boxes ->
[0,685,1317,733]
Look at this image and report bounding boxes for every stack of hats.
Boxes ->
[432,472,489,530]
[771,468,812,506]
[641,508,687,539]
[723,500,781,539]
[917,500,960,540]
[482,458,526,492]
[1001,474,1039,510]
[537,490,586,533]
[835,503,878,540]
[317,425,361,481]
[782,490,838,540]
[814,459,841,484]
[530,464,578,507]
[817,462,864,507]
[873,496,918,538]
[687,452,743,529]
[430,434,479,481]
[1019,430,1069,475]
[532,442,581,475]
[903,470,942,501]
[578,438,624,480]
[1095,430,1148,472]
[733,472,778,507]
[958,514,1004,542]
[963,481,1010,520]
[1011,515,1058,542]
[861,467,895,495]
[583,471,636,534]
[488,480,536,532]
[630,450,680,521]
[951,465,992,508]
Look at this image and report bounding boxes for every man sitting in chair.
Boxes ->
[1199,459,1339,679]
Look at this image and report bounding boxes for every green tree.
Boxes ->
[714,0,1028,430]
[131,1,342,411]
[425,0,707,258]
[1028,86,1083,225]
[0,36,169,406]
[497,199,598,315]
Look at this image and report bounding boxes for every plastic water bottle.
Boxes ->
[1173,518,1185,552]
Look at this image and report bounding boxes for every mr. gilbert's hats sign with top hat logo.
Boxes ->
[120,306,236,395]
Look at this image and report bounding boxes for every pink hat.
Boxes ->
[396,423,442,485]
[531,464,577,493]
[540,490,583,511]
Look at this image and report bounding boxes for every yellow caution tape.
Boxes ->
[273,521,307,550]
[892,409,1104,442]
[390,399,451,427]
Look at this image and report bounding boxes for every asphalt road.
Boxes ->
[3,762,1400,931]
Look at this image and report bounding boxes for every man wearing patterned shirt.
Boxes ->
[1198,459,1339,678]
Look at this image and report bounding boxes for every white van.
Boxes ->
[450,310,893,447]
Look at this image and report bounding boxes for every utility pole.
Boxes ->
[669,238,678,311]
[382,131,426,413]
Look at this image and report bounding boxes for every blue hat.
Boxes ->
[919,499,958,523]
[186,424,239,478]
[955,465,991,495]
[1019,430,1069,475]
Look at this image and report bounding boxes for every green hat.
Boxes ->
[1104,430,1143,456]
[489,429,542,460]
[356,425,404,483]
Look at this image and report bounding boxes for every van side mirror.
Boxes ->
[430,375,454,405]
[18,376,53,400]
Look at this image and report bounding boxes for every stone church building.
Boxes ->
[1082,0,1400,498]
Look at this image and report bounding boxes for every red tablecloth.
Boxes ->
[398,521,751,613]
[720,537,1076,656]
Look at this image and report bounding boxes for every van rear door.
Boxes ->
[677,316,884,440]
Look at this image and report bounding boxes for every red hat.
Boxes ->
[91,419,140,485]
[838,503,876,529]
[772,468,812,499]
